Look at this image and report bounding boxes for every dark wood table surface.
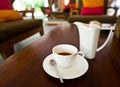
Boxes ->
[0,23,120,87]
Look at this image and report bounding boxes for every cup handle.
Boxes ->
[77,51,84,58]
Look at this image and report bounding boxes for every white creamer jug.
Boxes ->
[74,22,113,59]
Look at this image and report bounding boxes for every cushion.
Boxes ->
[0,18,5,23]
[81,6,104,15]
[0,10,23,23]
[81,0,104,15]
[0,0,12,9]
[0,19,43,38]
[44,9,51,13]
[82,0,104,7]
[68,4,78,8]
[41,7,52,14]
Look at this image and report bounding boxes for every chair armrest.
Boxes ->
[115,15,120,39]
[19,9,34,19]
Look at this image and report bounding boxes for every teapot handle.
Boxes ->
[96,27,113,52]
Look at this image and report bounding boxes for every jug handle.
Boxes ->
[96,26,113,52]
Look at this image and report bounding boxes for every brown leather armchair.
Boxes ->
[0,0,44,59]
[68,0,118,24]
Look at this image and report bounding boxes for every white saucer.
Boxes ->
[42,54,89,79]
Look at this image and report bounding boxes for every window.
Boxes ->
[64,0,70,6]
[13,0,45,11]
[13,0,48,18]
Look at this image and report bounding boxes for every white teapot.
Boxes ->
[74,21,113,59]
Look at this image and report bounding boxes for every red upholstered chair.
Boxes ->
[41,7,52,18]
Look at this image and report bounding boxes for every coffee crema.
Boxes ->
[58,52,72,55]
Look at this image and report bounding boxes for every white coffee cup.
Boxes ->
[52,44,84,68]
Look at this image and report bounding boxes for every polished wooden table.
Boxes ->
[0,23,120,87]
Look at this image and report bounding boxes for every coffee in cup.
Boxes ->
[52,44,84,68]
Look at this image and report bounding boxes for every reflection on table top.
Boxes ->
[0,28,119,87]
